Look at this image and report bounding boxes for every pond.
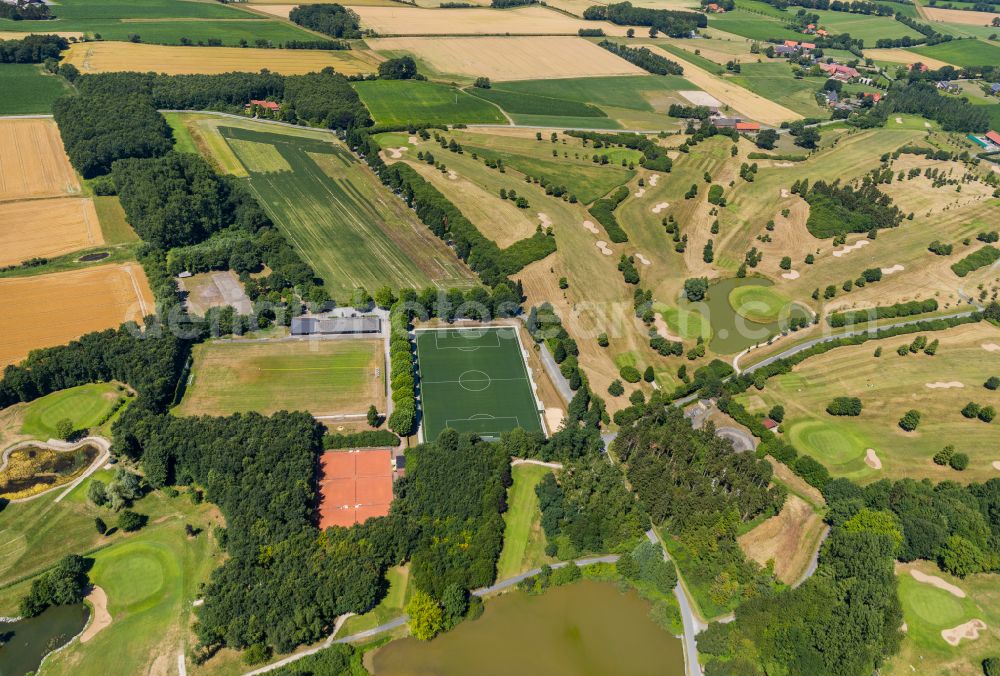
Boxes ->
[371,580,685,676]
[681,277,811,355]
[0,604,89,676]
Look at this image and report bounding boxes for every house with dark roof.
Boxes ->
[291,316,382,335]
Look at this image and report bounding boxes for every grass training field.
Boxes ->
[0,264,154,368]
[737,322,1000,483]
[65,41,380,76]
[496,463,554,581]
[215,123,477,298]
[0,198,104,268]
[0,64,72,115]
[0,0,315,46]
[369,36,644,81]
[20,383,123,439]
[176,339,385,417]
[353,79,507,126]
[416,327,543,440]
[0,118,80,201]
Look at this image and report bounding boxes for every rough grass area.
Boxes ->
[496,464,554,581]
[93,196,140,245]
[175,339,385,418]
[737,322,1000,483]
[708,9,806,42]
[20,383,123,439]
[353,80,506,126]
[737,495,826,584]
[216,122,477,298]
[0,64,71,115]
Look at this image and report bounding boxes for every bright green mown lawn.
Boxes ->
[353,80,507,126]
[728,284,795,324]
[20,383,124,439]
[496,464,554,581]
[0,64,72,115]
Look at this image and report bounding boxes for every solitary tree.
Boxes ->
[367,405,379,428]
[899,409,921,431]
[55,418,74,440]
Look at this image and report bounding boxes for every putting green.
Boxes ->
[900,579,968,628]
[657,305,711,341]
[728,285,794,324]
[786,418,866,468]
[20,383,122,439]
[91,541,176,614]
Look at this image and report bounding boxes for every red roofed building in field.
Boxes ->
[986,130,1000,146]
[736,122,760,132]
[762,418,778,430]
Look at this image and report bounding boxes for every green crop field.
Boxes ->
[20,383,123,439]
[216,124,477,298]
[808,10,922,42]
[709,10,806,42]
[416,327,543,441]
[729,63,828,118]
[0,65,72,115]
[0,0,313,45]
[175,339,385,417]
[467,87,608,119]
[496,463,554,580]
[911,39,1000,68]
[737,322,1000,483]
[353,80,507,126]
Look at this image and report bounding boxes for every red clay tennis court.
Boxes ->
[318,449,394,529]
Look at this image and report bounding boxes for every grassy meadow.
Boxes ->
[496,464,554,581]
[729,63,829,118]
[911,39,1000,68]
[353,80,507,126]
[175,339,385,417]
[213,122,477,298]
[737,322,1000,483]
[0,64,72,115]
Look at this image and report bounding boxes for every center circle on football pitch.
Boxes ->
[458,370,491,392]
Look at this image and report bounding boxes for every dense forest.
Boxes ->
[887,81,990,132]
[797,179,904,238]
[584,2,706,35]
[597,40,685,76]
[0,33,66,63]
[288,3,361,39]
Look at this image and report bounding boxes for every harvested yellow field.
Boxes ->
[65,42,379,76]
[864,48,955,69]
[306,5,637,35]
[369,36,644,80]
[0,264,155,367]
[646,45,801,125]
[922,6,1000,25]
[0,119,79,202]
[0,198,103,268]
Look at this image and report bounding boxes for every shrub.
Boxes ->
[826,397,862,416]
[979,406,996,423]
[117,510,146,532]
[952,246,1000,277]
[933,445,954,465]
[961,402,981,419]
[323,430,400,449]
[608,379,625,397]
[985,376,1000,391]
[949,453,969,470]
[620,366,642,383]
[683,277,709,302]
[899,409,921,431]
[768,405,784,423]
[54,418,75,440]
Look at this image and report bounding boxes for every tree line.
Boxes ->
[597,40,685,75]
[584,2,707,35]
[0,33,66,63]
[0,0,53,20]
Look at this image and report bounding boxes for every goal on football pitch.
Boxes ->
[415,326,544,441]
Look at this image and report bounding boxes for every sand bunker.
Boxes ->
[982,343,1000,353]
[447,170,458,180]
[774,162,795,168]
[537,212,552,228]
[895,117,903,124]
[901,622,908,633]
[651,202,669,214]
[780,188,789,198]
[635,253,651,266]
[865,449,882,470]
[582,220,599,234]
[924,122,931,129]
[545,407,564,433]
[635,188,645,198]
[942,619,986,646]
[408,135,419,144]
[653,313,683,342]
[926,381,964,389]
[832,240,870,257]
[881,264,905,275]
[80,586,111,643]
[911,570,966,598]
[595,240,613,256]
[648,174,659,186]
[781,270,800,280]
[387,147,407,159]
[993,461,1000,471]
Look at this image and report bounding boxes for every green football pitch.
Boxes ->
[416,327,543,441]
